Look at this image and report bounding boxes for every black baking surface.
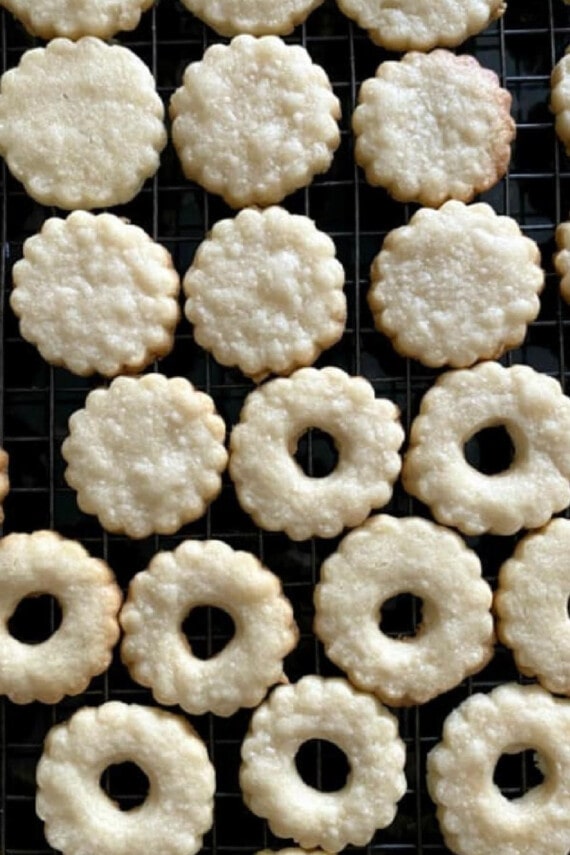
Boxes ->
[1,0,569,852]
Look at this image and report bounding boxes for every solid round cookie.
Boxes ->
[240,676,406,851]
[61,374,228,539]
[11,212,180,377]
[0,531,121,704]
[314,515,494,706]
[495,518,570,695]
[0,0,154,39]
[36,702,215,855]
[0,38,166,210]
[369,201,544,368]
[184,207,346,380]
[120,539,298,717]
[427,683,570,855]
[179,0,324,35]
[229,367,404,540]
[551,50,570,155]
[353,50,515,207]
[336,0,505,51]
[170,35,341,209]
[554,221,570,303]
[402,362,570,536]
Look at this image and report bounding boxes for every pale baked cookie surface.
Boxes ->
[0,531,121,704]
[0,0,154,39]
[37,702,215,855]
[61,374,228,539]
[179,0,324,35]
[184,207,346,380]
[369,201,543,368]
[336,0,505,50]
[121,539,298,717]
[240,676,406,851]
[402,362,570,536]
[496,518,570,695]
[0,38,166,210]
[229,367,404,540]
[314,515,494,706]
[551,50,570,155]
[11,212,180,377]
[170,36,341,208]
[554,221,570,302]
[427,683,570,855]
[353,50,514,207]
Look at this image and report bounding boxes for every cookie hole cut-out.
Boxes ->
[493,748,546,802]
[8,594,62,644]
[379,593,423,638]
[295,738,351,792]
[182,605,236,660]
[294,428,339,478]
[100,761,150,812]
[464,424,515,475]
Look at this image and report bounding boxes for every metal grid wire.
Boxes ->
[0,0,569,851]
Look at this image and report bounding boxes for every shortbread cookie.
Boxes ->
[427,683,570,855]
[0,531,121,704]
[554,220,570,302]
[552,50,570,155]
[229,367,404,540]
[402,362,570,536]
[36,702,215,855]
[0,0,154,39]
[314,515,494,706]
[61,374,228,539]
[184,207,346,380]
[0,38,166,210]
[179,0,324,35]
[11,212,180,377]
[170,36,341,208]
[121,539,298,717]
[240,676,406,851]
[353,50,515,207]
[496,518,570,695]
[336,0,505,51]
[0,448,8,525]
[369,202,543,368]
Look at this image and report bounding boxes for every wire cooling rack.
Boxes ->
[1,0,570,852]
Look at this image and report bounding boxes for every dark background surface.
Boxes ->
[1,0,569,852]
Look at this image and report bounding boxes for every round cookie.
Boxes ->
[240,675,406,851]
[170,35,341,209]
[0,0,154,39]
[11,212,180,378]
[183,207,346,381]
[229,367,404,540]
[368,201,544,368]
[61,374,228,539]
[353,50,515,207]
[427,683,570,855]
[336,0,505,51]
[120,539,298,717]
[0,38,166,210]
[554,220,570,302]
[179,0,324,36]
[495,518,570,695]
[552,49,570,155]
[0,531,121,704]
[36,702,215,855]
[314,515,494,706]
[402,362,570,536]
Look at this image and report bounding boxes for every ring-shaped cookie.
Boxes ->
[229,367,404,540]
[120,539,298,717]
[314,515,494,706]
[427,683,570,855]
[495,518,570,695]
[36,702,215,855]
[0,531,121,704]
[402,362,570,536]
[240,675,406,851]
